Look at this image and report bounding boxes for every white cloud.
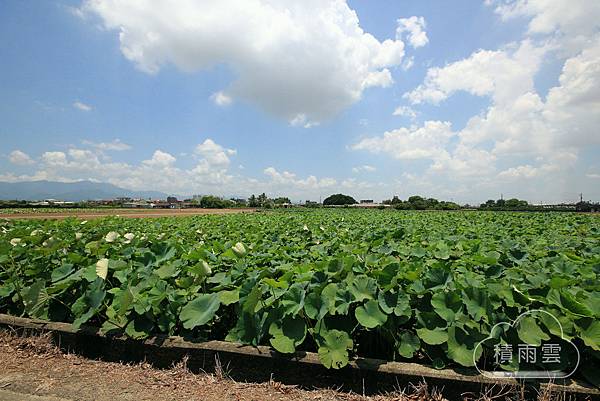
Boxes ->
[195,139,236,167]
[42,151,68,166]
[351,121,455,160]
[8,150,35,166]
[404,40,548,105]
[263,167,336,190]
[491,0,600,38]
[289,114,319,129]
[142,150,176,167]
[396,16,428,48]
[210,91,233,107]
[82,0,406,125]
[82,139,131,151]
[73,101,92,111]
[392,105,417,119]
[352,165,376,173]
[401,56,414,71]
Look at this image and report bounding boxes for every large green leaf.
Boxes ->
[578,320,600,351]
[269,316,307,354]
[378,291,411,317]
[355,299,387,329]
[179,293,221,329]
[446,326,482,367]
[72,281,106,329]
[279,283,305,316]
[431,291,462,322]
[397,331,420,358]
[517,316,550,346]
[316,329,353,369]
[349,276,377,302]
[416,327,448,345]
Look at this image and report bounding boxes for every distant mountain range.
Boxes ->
[0,180,170,201]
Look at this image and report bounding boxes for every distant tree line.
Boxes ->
[479,198,531,211]
[383,195,461,210]
[247,193,291,208]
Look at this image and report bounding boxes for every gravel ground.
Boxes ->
[0,331,453,401]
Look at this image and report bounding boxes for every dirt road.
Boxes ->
[0,331,442,401]
[0,208,255,220]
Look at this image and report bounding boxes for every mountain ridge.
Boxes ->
[0,180,171,201]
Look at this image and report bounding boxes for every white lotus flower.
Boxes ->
[96,258,109,280]
[75,232,83,240]
[42,236,56,247]
[199,260,212,276]
[30,230,41,236]
[123,233,135,243]
[80,220,88,225]
[10,238,21,246]
[303,224,309,231]
[232,242,247,257]
[105,231,120,242]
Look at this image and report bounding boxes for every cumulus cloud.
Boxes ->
[81,0,407,125]
[404,40,547,105]
[210,91,233,107]
[392,105,417,119]
[491,0,600,38]
[352,165,376,173]
[396,16,428,48]
[142,150,177,167]
[8,150,35,166]
[195,139,236,167]
[351,121,454,160]
[73,101,92,111]
[82,139,131,151]
[263,167,336,190]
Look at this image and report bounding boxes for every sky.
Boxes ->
[0,0,599,204]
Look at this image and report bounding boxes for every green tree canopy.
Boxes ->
[323,194,357,206]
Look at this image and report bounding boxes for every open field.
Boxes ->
[0,208,255,220]
[1,209,599,390]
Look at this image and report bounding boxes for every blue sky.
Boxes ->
[1,0,599,203]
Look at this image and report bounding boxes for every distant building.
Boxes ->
[360,199,374,204]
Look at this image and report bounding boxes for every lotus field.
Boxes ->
[0,210,599,383]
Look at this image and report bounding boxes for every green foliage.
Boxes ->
[0,209,599,381]
[199,195,233,209]
[322,193,357,206]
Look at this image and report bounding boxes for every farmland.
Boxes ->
[0,209,599,386]
[0,207,254,220]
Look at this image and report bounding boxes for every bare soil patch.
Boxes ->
[0,330,447,401]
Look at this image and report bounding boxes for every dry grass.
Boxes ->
[0,330,589,401]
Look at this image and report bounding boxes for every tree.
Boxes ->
[407,195,427,210]
[248,194,259,207]
[273,197,291,204]
[200,195,233,209]
[257,193,269,206]
[505,198,522,208]
[323,193,357,206]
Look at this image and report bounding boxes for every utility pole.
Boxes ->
[580,193,583,203]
